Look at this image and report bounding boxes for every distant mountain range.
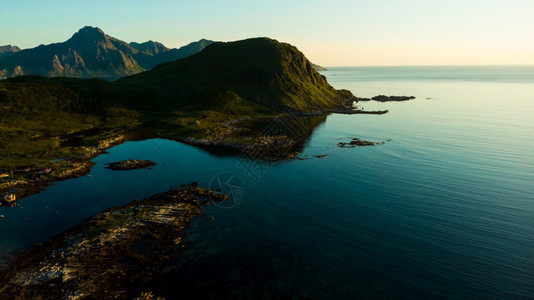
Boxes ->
[0,26,214,78]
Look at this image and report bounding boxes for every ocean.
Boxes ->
[1,66,533,298]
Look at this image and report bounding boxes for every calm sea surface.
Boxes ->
[1,66,533,298]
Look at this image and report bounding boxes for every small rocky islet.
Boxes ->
[338,138,387,148]
[106,159,157,170]
[357,95,416,102]
[0,183,228,299]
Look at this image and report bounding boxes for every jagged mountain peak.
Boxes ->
[74,26,106,37]
[68,26,116,47]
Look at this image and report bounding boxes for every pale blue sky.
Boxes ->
[1,0,533,66]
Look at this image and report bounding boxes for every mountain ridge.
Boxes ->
[0,26,214,78]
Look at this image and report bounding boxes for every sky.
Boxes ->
[1,0,533,66]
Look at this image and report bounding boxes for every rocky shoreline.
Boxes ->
[0,132,127,203]
[0,183,227,299]
[0,161,95,206]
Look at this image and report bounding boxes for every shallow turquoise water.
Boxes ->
[1,66,533,298]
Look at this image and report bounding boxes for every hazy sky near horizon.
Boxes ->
[1,0,533,66]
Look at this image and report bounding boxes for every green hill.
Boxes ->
[118,37,353,112]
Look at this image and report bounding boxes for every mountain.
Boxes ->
[118,38,352,112]
[0,45,21,59]
[0,26,213,78]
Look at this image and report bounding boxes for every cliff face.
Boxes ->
[0,27,213,78]
[48,49,91,77]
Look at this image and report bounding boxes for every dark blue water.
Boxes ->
[1,66,533,298]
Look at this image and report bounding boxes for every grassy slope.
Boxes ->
[0,76,139,168]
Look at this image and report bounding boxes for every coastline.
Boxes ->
[1,106,377,202]
[0,64,529,298]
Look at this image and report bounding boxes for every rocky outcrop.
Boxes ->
[0,184,228,299]
[330,107,389,115]
[338,138,377,147]
[364,95,416,102]
[11,65,23,76]
[107,159,156,170]
[51,55,64,74]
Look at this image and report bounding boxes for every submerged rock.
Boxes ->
[107,159,156,170]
